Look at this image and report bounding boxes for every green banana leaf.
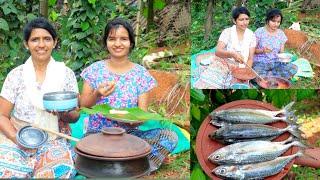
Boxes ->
[80,104,167,122]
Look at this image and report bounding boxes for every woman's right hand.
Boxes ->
[262,47,272,53]
[96,81,116,97]
[232,52,244,63]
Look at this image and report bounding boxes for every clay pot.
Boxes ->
[75,127,151,178]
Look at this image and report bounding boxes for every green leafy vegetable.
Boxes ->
[81,104,166,122]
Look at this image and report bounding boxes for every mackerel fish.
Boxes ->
[210,102,295,126]
[208,136,306,165]
[213,151,303,180]
[209,123,301,144]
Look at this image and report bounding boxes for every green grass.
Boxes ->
[286,165,320,179]
[146,151,190,179]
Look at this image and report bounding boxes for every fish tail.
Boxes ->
[291,141,308,149]
[281,102,295,115]
[295,150,305,158]
[283,113,298,125]
[283,101,295,114]
[280,135,294,144]
[286,124,302,139]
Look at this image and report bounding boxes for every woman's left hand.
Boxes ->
[47,108,80,123]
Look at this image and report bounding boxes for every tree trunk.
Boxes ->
[204,0,214,41]
[39,0,48,18]
[147,0,154,31]
[135,0,142,45]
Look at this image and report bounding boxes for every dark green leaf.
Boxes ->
[191,89,205,102]
[80,22,90,31]
[50,10,59,22]
[48,0,57,6]
[88,0,96,5]
[154,0,166,10]
[215,90,226,103]
[248,89,258,99]
[0,18,9,31]
[191,104,201,121]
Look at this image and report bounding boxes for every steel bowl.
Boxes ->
[43,91,78,112]
[16,125,48,149]
[277,53,293,63]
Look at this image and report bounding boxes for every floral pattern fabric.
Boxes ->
[0,138,76,178]
[0,64,78,123]
[253,27,297,78]
[0,62,78,178]
[80,60,178,171]
[253,27,287,62]
[80,60,157,133]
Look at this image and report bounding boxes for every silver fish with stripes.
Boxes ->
[210,102,296,126]
[213,151,303,180]
[208,136,306,165]
[209,123,302,144]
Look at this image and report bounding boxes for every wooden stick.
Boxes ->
[31,124,80,142]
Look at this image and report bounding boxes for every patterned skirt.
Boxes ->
[0,134,76,178]
[253,61,298,79]
[0,116,76,178]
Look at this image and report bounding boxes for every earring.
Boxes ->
[26,47,29,50]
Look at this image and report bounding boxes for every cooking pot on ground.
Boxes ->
[74,127,151,178]
[251,76,291,89]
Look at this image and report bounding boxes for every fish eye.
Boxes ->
[219,168,226,174]
[214,155,220,160]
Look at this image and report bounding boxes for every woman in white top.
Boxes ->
[216,6,256,69]
[0,17,79,178]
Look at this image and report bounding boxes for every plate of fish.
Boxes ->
[195,100,300,180]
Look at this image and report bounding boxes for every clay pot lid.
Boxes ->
[195,100,298,180]
[76,127,151,159]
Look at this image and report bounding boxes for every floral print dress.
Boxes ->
[253,27,297,79]
[80,60,178,172]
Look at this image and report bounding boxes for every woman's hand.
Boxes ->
[96,81,116,97]
[232,51,244,63]
[261,47,272,54]
[48,108,80,123]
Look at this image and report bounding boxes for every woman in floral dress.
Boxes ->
[80,18,178,172]
[253,8,297,79]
